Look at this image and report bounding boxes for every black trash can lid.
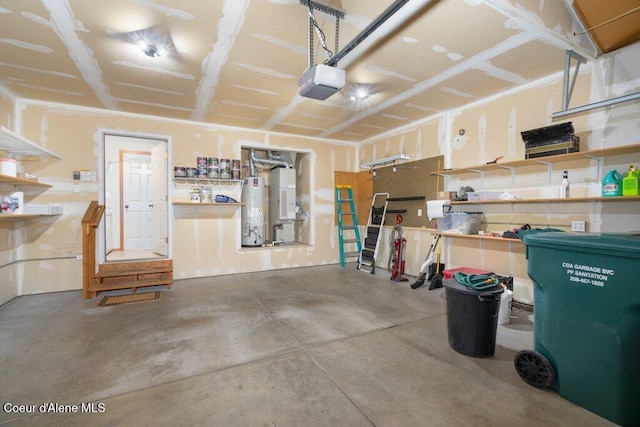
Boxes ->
[444,278,504,296]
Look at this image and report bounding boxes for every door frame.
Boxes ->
[98,129,173,264]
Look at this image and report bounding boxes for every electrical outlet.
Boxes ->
[571,221,586,232]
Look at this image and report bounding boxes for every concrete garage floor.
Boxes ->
[0,265,612,426]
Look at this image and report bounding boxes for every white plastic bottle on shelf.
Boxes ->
[560,170,570,198]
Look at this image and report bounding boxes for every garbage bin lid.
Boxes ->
[523,232,640,259]
[443,278,504,296]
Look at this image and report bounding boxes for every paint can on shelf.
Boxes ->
[173,166,186,178]
[208,157,219,179]
[201,186,213,203]
[220,158,231,179]
[189,185,201,203]
[186,167,197,179]
[196,157,208,178]
[231,159,241,180]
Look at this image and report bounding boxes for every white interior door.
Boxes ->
[122,152,152,250]
[150,143,168,256]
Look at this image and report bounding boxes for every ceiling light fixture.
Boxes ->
[138,39,165,58]
[350,88,370,102]
[360,151,410,169]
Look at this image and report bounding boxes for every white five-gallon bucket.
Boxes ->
[0,158,17,177]
[498,288,513,325]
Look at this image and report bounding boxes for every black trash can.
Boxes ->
[444,278,504,357]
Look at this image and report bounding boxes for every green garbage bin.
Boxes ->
[519,232,640,426]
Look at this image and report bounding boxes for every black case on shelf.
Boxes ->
[521,122,579,159]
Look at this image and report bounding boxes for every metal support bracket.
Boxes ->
[470,170,485,189]
[307,14,314,68]
[498,166,516,187]
[535,160,553,185]
[562,50,587,111]
[301,0,344,68]
[553,49,640,119]
[300,0,345,19]
[583,154,603,182]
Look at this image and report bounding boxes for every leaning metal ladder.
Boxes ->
[358,192,389,274]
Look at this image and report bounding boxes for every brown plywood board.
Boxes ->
[372,155,444,228]
[334,170,372,227]
[573,0,640,53]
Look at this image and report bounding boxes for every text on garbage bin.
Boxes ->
[562,262,614,287]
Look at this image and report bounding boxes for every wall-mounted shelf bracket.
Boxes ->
[497,166,516,186]
[469,170,485,189]
[535,160,553,184]
[583,154,603,182]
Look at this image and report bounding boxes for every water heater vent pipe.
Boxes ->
[249,149,293,177]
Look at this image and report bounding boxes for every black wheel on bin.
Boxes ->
[514,350,554,388]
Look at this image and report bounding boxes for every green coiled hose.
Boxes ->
[453,271,501,290]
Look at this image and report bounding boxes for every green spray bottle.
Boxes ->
[622,165,639,196]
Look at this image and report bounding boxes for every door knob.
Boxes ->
[125,205,129,208]
[149,204,154,208]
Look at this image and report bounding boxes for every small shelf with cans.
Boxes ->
[173,178,243,184]
[173,181,242,205]
[173,156,243,207]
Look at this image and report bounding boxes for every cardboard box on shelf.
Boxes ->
[437,212,484,234]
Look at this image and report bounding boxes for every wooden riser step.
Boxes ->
[95,266,172,278]
[89,259,173,299]
[90,279,172,293]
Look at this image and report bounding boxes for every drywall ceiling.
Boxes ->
[0,0,603,143]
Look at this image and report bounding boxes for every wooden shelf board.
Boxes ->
[439,231,522,243]
[452,196,640,204]
[90,279,172,292]
[0,126,62,160]
[95,266,172,278]
[431,144,640,176]
[173,178,242,184]
[0,213,60,220]
[173,202,243,206]
[0,173,52,188]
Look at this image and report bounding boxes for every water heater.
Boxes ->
[241,177,265,247]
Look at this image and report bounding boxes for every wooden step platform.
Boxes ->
[88,259,172,299]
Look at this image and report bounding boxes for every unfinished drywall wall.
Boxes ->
[0,91,12,129]
[0,94,19,305]
[358,42,640,304]
[7,102,356,296]
[0,224,18,305]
